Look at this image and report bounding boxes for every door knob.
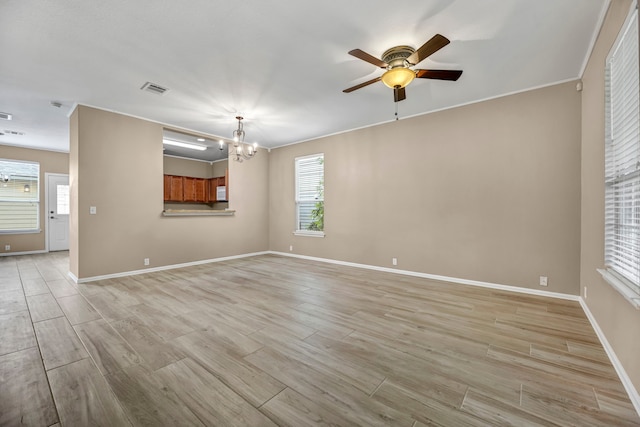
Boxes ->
[50,216,54,219]
[50,211,54,214]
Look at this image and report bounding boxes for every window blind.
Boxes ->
[604,8,640,294]
[295,154,324,232]
[0,159,40,232]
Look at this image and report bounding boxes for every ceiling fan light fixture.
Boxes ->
[381,68,416,89]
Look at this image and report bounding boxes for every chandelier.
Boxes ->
[226,116,258,162]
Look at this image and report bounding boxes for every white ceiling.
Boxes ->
[0,0,607,153]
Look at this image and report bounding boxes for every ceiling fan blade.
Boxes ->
[348,49,388,68]
[343,76,382,93]
[394,86,406,102]
[415,69,463,81]
[407,34,450,65]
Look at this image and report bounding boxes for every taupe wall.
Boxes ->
[269,81,582,294]
[581,0,640,393]
[0,144,69,254]
[163,156,212,178]
[70,105,269,279]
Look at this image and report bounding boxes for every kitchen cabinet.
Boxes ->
[183,177,208,202]
[207,169,229,203]
[164,175,184,202]
[164,171,227,204]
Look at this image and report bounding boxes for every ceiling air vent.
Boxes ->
[4,130,25,136]
[140,82,169,95]
[0,112,12,120]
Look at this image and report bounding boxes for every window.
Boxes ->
[602,4,640,307]
[56,184,70,215]
[0,159,40,233]
[295,154,324,236]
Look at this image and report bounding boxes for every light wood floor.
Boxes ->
[1,252,639,426]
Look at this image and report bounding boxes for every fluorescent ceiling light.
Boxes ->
[163,139,207,151]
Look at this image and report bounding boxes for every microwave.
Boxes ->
[216,186,226,201]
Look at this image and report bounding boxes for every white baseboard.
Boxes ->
[65,248,640,416]
[268,251,579,301]
[68,251,270,283]
[269,251,639,417]
[579,298,640,415]
[0,249,48,257]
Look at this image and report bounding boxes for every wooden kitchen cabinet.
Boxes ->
[164,172,227,204]
[183,177,207,202]
[164,175,184,202]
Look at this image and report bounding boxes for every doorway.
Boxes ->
[46,173,69,252]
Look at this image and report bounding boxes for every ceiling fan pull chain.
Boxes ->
[395,101,399,121]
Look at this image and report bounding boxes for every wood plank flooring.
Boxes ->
[1,252,639,426]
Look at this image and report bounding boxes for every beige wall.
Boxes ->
[211,159,228,178]
[0,144,69,254]
[270,80,582,294]
[70,105,269,279]
[581,0,640,392]
[163,156,212,178]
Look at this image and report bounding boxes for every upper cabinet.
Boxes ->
[164,170,228,204]
[164,175,184,202]
[183,177,207,202]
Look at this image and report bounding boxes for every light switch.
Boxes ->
[89,206,97,215]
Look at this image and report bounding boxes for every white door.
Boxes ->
[47,174,69,251]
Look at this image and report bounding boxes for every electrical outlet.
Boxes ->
[4,244,9,251]
[539,276,548,287]
[289,245,293,252]
[89,206,97,215]
[144,258,150,266]
[392,258,398,266]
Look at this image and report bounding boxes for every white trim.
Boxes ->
[268,250,639,416]
[293,230,325,238]
[68,271,79,283]
[62,247,640,416]
[580,0,613,78]
[268,251,578,301]
[273,78,581,150]
[597,269,640,309]
[0,141,69,155]
[70,251,270,283]
[0,229,41,235]
[163,154,229,164]
[44,172,69,252]
[606,0,639,64]
[579,297,640,415]
[0,249,47,257]
[74,103,230,146]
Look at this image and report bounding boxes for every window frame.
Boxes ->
[0,158,41,234]
[599,2,640,309]
[294,153,325,237]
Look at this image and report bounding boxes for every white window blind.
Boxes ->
[604,6,640,297]
[0,159,40,233]
[295,154,324,233]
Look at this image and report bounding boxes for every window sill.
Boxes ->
[162,209,235,217]
[597,268,640,310]
[293,230,325,238]
[0,229,41,235]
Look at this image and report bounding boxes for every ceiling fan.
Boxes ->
[343,34,463,102]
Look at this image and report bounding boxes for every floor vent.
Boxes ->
[140,82,169,95]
